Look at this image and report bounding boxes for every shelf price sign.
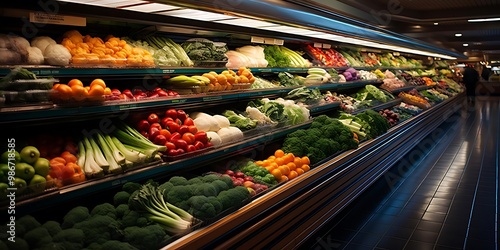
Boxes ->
[30,12,86,26]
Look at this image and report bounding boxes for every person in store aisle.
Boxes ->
[462,64,479,104]
[481,66,492,81]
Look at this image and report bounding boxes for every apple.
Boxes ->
[235,171,245,178]
[111,89,121,95]
[233,180,243,186]
[243,181,254,188]
[225,170,234,176]
[244,176,254,182]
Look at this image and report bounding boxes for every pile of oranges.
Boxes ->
[255,149,311,183]
[51,78,111,102]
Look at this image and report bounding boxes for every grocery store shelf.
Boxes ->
[4,121,311,215]
[164,92,465,249]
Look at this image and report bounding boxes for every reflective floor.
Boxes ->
[307,96,499,250]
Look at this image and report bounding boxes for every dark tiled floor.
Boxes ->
[306,96,499,250]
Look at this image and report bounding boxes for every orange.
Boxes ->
[279,175,288,183]
[68,79,83,87]
[301,156,310,166]
[261,160,270,167]
[269,162,278,170]
[274,149,285,158]
[71,85,87,101]
[267,155,276,161]
[288,170,298,180]
[89,85,105,96]
[52,83,60,90]
[271,168,282,180]
[56,84,73,100]
[294,157,303,168]
[255,160,264,166]
[301,164,310,172]
[275,157,285,166]
[283,153,295,164]
[279,165,290,175]
[286,162,296,170]
[296,168,305,175]
[90,78,106,89]
[265,166,273,172]
[104,87,112,95]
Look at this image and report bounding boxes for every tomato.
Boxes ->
[183,117,194,126]
[178,125,190,135]
[165,109,178,119]
[167,149,179,156]
[147,113,159,124]
[194,131,208,144]
[159,129,171,141]
[188,125,198,134]
[175,118,183,126]
[150,122,162,131]
[169,132,181,142]
[160,117,174,128]
[137,120,150,132]
[194,141,205,150]
[181,132,195,145]
[165,120,180,133]
[173,139,188,150]
[177,110,188,121]
[165,142,176,150]
[149,127,160,141]
[153,135,167,145]
[186,145,197,152]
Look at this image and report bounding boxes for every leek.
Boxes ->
[111,136,147,163]
[88,136,109,173]
[82,137,104,178]
[96,133,122,174]
[77,141,86,168]
[103,134,126,165]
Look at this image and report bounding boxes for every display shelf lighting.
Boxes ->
[158,8,233,21]
[55,0,457,60]
[121,3,180,13]
[455,33,462,37]
[214,18,278,28]
[463,43,469,46]
[468,17,500,22]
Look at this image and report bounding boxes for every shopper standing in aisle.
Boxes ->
[481,66,492,81]
[462,65,479,104]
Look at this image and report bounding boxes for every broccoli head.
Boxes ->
[192,183,218,197]
[287,129,308,139]
[165,185,192,206]
[122,225,167,250]
[41,220,62,237]
[316,138,341,155]
[217,186,250,210]
[201,174,221,183]
[306,147,327,164]
[207,196,223,214]
[299,134,320,146]
[116,204,130,219]
[23,227,52,249]
[73,215,121,245]
[168,176,189,186]
[114,191,131,206]
[16,215,41,236]
[313,115,334,126]
[62,206,90,229]
[211,179,230,194]
[91,203,116,219]
[187,177,203,185]
[120,209,147,228]
[100,240,139,250]
[158,181,174,194]
[122,182,141,194]
[5,237,29,250]
[52,228,85,249]
[282,137,306,156]
[220,175,234,188]
[186,195,218,220]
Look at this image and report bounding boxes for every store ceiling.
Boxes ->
[299,0,500,63]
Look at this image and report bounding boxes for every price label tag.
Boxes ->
[251,36,265,44]
[30,12,86,26]
[274,39,284,45]
[203,96,223,102]
[313,43,322,48]
[171,99,187,104]
[162,69,175,74]
[322,44,331,49]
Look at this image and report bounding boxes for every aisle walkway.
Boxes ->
[307,96,499,250]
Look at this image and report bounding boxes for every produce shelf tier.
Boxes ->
[164,92,465,249]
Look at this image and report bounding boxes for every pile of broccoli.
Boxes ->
[0,181,172,250]
[282,115,359,164]
[163,175,250,221]
[181,39,228,61]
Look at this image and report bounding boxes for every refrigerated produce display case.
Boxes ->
[0,1,467,249]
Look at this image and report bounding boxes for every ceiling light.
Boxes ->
[468,17,500,22]
[434,22,439,25]
[455,33,462,37]
[215,18,278,28]
[463,43,469,46]
[158,9,233,21]
[122,3,180,12]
